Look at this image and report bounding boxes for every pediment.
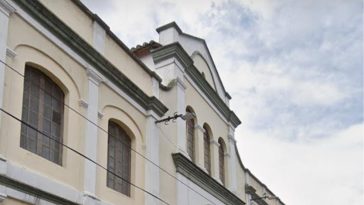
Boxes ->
[177,33,230,102]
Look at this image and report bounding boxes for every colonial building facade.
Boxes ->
[0,0,284,205]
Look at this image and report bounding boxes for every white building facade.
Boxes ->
[0,1,284,205]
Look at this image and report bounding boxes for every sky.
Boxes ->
[81,0,363,204]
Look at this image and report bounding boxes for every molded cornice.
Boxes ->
[152,43,241,127]
[172,153,245,205]
[0,175,79,205]
[245,184,269,205]
[14,0,168,117]
[0,0,15,16]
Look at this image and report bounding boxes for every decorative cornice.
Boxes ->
[6,47,16,59]
[0,175,79,205]
[156,21,183,34]
[172,153,245,205]
[151,43,241,127]
[175,76,186,90]
[79,99,88,109]
[15,0,168,117]
[245,184,269,205]
[245,184,256,194]
[0,0,15,16]
[0,193,6,202]
[228,134,236,143]
[87,68,103,85]
[97,111,104,119]
[152,42,193,69]
[194,124,204,132]
[210,139,219,146]
[69,0,162,82]
[159,22,233,102]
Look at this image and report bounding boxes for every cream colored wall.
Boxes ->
[95,83,147,205]
[0,1,283,205]
[185,78,229,165]
[1,14,86,191]
[39,0,93,44]
[158,86,179,204]
[2,198,31,205]
[248,173,282,205]
[192,54,216,90]
[104,36,153,96]
[39,0,153,96]
[236,163,247,201]
[0,10,151,205]
[185,80,228,144]
[248,174,265,197]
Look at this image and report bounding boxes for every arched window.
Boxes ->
[107,121,131,196]
[20,66,64,164]
[203,124,211,174]
[186,107,195,162]
[218,138,226,184]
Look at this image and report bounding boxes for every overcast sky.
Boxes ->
[81,0,363,204]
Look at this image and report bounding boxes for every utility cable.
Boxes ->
[0,59,218,205]
[0,107,170,205]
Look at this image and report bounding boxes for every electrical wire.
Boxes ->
[0,59,218,205]
[0,107,170,205]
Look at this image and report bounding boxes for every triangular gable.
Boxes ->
[156,22,231,103]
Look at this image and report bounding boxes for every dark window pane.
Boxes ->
[186,118,195,162]
[107,121,131,196]
[219,139,225,184]
[20,67,64,165]
[204,127,211,175]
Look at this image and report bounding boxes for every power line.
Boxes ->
[0,59,218,205]
[0,107,170,205]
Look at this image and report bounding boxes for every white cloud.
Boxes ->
[81,0,363,204]
[237,123,364,205]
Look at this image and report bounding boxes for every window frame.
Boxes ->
[203,124,211,175]
[107,120,132,196]
[218,138,226,184]
[186,108,196,162]
[20,66,65,165]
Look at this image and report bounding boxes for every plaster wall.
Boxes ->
[178,35,226,101]
[2,14,86,191]
[39,0,93,44]
[0,6,152,205]
[104,36,153,96]
[176,173,226,205]
[39,0,153,96]
[2,198,31,205]
[192,54,215,90]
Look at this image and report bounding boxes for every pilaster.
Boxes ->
[210,139,222,183]
[227,125,238,193]
[145,111,160,205]
[176,173,189,205]
[176,76,188,156]
[195,124,207,171]
[83,68,103,203]
[0,0,15,127]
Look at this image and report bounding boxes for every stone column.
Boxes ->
[144,111,160,205]
[82,68,102,204]
[175,77,188,157]
[195,124,206,171]
[0,0,15,127]
[227,125,238,193]
[210,139,222,183]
